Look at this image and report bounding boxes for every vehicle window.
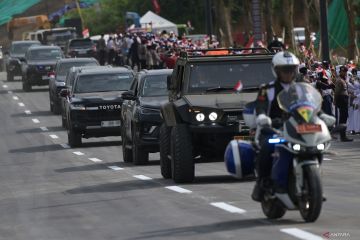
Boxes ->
[187,60,275,93]
[28,49,62,60]
[58,62,98,76]
[69,40,93,48]
[11,43,39,54]
[74,73,133,93]
[140,75,168,97]
[44,30,76,44]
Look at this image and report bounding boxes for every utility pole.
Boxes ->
[205,0,213,43]
[320,0,330,61]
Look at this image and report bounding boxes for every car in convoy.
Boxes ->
[159,48,275,183]
[5,40,41,81]
[21,45,64,91]
[60,65,111,128]
[64,38,97,58]
[61,67,134,147]
[49,58,99,114]
[121,69,173,165]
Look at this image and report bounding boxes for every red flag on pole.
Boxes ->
[152,0,161,14]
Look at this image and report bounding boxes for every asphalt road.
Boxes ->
[0,72,359,240]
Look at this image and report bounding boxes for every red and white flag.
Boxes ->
[234,80,243,92]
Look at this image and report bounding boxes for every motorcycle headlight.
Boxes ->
[209,112,218,121]
[317,143,325,151]
[70,104,86,110]
[195,113,205,122]
[292,144,301,151]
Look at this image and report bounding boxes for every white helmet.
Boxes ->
[271,51,300,78]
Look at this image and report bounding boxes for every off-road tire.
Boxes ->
[7,72,14,81]
[159,123,172,179]
[22,76,31,92]
[121,125,133,163]
[171,124,194,183]
[67,125,82,148]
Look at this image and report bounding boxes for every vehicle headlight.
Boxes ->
[317,143,325,151]
[71,104,86,110]
[195,113,205,122]
[292,144,301,151]
[209,112,218,121]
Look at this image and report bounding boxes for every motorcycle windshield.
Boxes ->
[277,83,322,113]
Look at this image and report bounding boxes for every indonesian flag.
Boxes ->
[152,0,161,14]
[234,80,243,92]
[240,36,254,54]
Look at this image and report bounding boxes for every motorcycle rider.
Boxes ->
[252,51,336,202]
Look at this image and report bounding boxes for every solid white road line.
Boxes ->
[280,228,323,240]
[2,85,8,88]
[24,110,31,115]
[108,166,124,171]
[49,134,58,139]
[133,175,152,180]
[32,118,40,123]
[89,158,103,163]
[60,143,70,149]
[210,202,246,214]
[323,157,332,161]
[12,96,19,100]
[73,151,85,156]
[7,90,13,94]
[18,102,25,107]
[40,126,48,131]
[165,186,192,194]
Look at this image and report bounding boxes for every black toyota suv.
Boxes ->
[49,58,99,114]
[5,41,41,81]
[159,48,275,183]
[61,67,134,147]
[64,38,96,58]
[121,69,173,165]
[21,45,64,91]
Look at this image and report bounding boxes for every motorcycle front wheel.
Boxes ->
[299,164,323,222]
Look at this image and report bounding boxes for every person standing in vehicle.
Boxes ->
[97,34,106,66]
[332,66,353,141]
[251,51,335,201]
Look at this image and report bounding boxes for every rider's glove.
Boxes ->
[256,113,272,127]
[319,113,336,127]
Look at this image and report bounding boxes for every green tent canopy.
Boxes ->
[0,0,41,26]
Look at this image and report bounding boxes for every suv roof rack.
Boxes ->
[179,47,272,59]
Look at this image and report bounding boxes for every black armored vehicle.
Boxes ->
[61,66,134,147]
[159,48,275,183]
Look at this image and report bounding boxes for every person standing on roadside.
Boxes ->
[97,34,106,66]
[332,65,353,141]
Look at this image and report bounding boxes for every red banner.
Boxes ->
[152,0,161,14]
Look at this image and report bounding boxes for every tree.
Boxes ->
[214,0,234,47]
[344,0,356,60]
[263,0,274,45]
[282,0,295,50]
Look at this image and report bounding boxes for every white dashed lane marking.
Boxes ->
[108,166,124,171]
[165,186,192,194]
[40,127,48,131]
[49,134,59,139]
[12,96,19,100]
[18,102,25,107]
[89,158,103,163]
[323,157,332,161]
[280,228,323,240]
[210,202,246,214]
[7,90,13,94]
[32,118,40,123]
[2,85,8,88]
[60,143,70,149]
[24,110,31,115]
[73,151,85,156]
[133,175,152,180]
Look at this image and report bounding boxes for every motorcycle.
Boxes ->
[225,83,332,222]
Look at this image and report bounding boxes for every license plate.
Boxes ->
[296,124,322,133]
[42,76,49,80]
[78,50,87,54]
[101,120,121,127]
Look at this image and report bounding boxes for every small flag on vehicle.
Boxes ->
[234,80,243,92]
